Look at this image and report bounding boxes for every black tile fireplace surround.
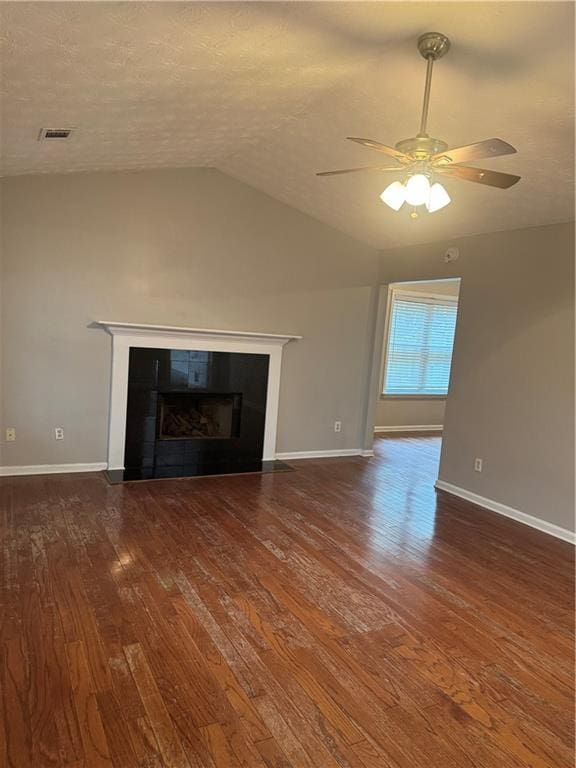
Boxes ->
[121,347,275,481]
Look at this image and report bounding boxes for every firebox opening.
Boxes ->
[158,392,242,440]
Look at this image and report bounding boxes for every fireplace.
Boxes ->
[158,392,241,440]
[96,321,302,481]
[122,347,272,480]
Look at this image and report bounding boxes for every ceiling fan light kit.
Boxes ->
[427,182,451,213]
[380,181,406,210]
[318,32,520,217]
[380,173,451,215]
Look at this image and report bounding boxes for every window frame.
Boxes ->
[380,287,459,399]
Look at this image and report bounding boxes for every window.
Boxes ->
[383,290,458,396]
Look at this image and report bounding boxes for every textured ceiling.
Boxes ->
[1,1,574,248]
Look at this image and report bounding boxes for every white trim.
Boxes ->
[360,449,375,457]
[379,284,395,395]
[361,283,390,453]
[0,462,107,477]
[276,449,364,460]
[96,321,301,469]
[375,425,443,433]
[393,278,460,289]
[390,288,459,304]
[435,480,575,544]
[96,321,302,344]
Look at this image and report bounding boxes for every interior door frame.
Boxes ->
[360,283,390,454]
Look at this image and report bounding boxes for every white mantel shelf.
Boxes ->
[96,321,302,344]
[96,320,301,470]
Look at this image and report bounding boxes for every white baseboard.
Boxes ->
[276,449,364,460]
[435,480,575,544]
[0,462,107,477]
[2,451,372,476]
[360,449,375,457]
[375,424,443,433]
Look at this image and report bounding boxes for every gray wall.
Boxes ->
[377,222,575,531]
[1,168,573,534]
[0,168,378,465]
[375,278,459,428]
[375,399,446,429]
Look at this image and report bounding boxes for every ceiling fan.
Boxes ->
[317,32,520,216]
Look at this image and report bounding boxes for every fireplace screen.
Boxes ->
[158,393,241,440]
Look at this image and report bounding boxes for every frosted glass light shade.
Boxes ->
[426,182,451,212]
[404,174,431,206]
[380,181,406,211]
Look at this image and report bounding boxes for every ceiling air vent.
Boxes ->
[38,127,74,141]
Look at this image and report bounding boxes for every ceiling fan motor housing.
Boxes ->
[395,135,449,159]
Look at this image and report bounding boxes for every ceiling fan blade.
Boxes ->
[436,165,521,189]
[346,137,410,163]
[317,165,404,177]
[432,138,517,166]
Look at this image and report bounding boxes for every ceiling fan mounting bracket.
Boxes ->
[417,32,451,61]
[395,135,448,158]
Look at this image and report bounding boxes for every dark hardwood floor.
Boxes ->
[1,435,573,768]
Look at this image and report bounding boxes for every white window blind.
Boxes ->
[383,292,458,396]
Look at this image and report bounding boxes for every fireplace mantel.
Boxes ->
[96,320,302,471]
[96,321,302,345]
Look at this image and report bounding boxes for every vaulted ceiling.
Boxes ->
[1,2,574,248]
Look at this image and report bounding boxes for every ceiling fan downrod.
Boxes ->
[418,55,435,136]
[393,32,451,158]
[416,32,451,138]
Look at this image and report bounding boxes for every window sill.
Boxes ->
[380,394,447,401]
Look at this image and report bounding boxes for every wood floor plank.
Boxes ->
[254,736,294,768]
[171,595,271,744]
[95,689,141,768]
[0,435,572,767]
[124,642,192,768]
[1,635,33,768]
[65,640,112,768]
[124,715,166,768]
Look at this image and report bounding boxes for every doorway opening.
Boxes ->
[375,278,461,441]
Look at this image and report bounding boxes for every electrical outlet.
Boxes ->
[5,428,16,442]
[54,427,64,440]
[334,421,342,433]
[474,457,483,472]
